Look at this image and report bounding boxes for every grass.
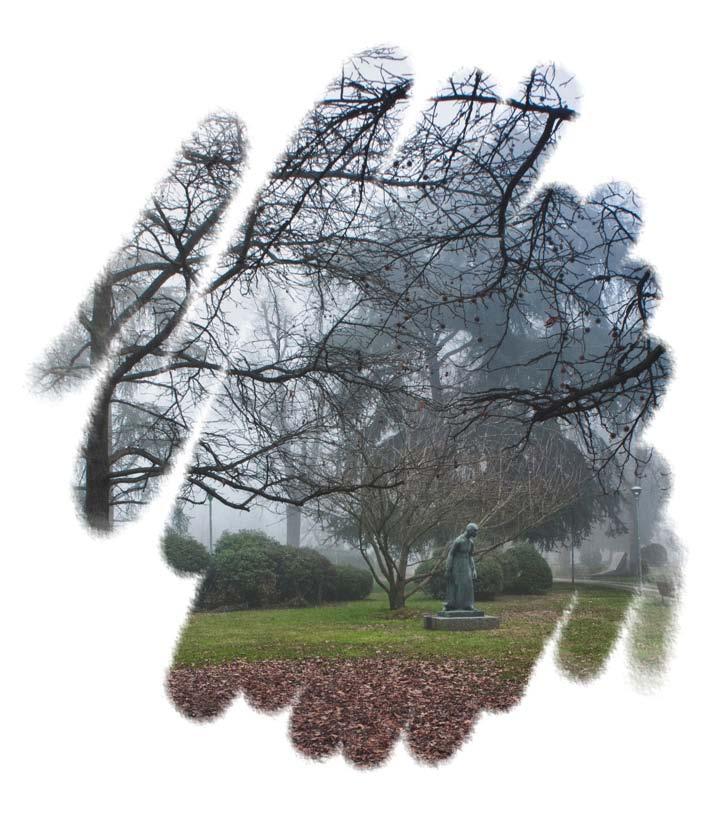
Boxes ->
[555,586,634,680]
[628,594,677,679]
[171,584,671,683]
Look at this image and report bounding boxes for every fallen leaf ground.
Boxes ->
[167,656,525,766]
[167,585,673,766]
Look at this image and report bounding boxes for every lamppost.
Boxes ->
[630,484,643,588]
[208,494,214,556]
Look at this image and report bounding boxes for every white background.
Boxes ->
[1,2,718,812]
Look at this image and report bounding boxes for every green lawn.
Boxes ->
[555,586,634,680]
[172,584,672,683]
[628,595,677,679]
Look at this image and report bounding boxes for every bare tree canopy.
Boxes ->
[37,48,668,540]
[317,413,601,608]
[39,113,246,529]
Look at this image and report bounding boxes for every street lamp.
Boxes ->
[630,484,642,588]
[208,494,214,556]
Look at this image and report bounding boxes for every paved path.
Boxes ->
[554,577,659,596]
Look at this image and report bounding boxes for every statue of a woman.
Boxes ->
[444,523,478,611]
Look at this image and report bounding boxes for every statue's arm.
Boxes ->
[445,540,458,576]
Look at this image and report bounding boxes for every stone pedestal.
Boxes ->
[423,609,500,631]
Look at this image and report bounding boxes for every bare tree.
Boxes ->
[318,410,593,609]
[37,52,414,528]
[39,113,246,529]
[38,49,668,541]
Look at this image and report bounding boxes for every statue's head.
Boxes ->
[465,523,479,538]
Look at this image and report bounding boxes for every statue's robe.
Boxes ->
[445,534,475,610]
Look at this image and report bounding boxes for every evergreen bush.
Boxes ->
[474,556,504,600]
[334,565,374,600]
[162,530,210,576]
[194,529,372,609]
[196,544,278,610]
[500,544,553,594]
[271,546,337,605]
[641,543,668,567]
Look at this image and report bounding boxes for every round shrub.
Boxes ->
[497,548,519,587]
[271,546,337,606]
[196,544,277,610]
[474,556,504,600]
[215,528,280,554]
[196,530,349,610]
[266,546,303,603]
[194,528,376,610]
[501,544,553,594]
[641,543,668,567]
[334,565,373,601]
[162,530,210,576]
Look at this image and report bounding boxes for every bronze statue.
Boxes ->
[444,523,478,611]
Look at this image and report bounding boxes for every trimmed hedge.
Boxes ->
[418,543,552,599]
[162,530,210,576]
[273,546,337,606]
[335,565,374,601]
[499,544,553,594]
[201,543,278,609]
[497,548,519,588]
[474,556,504,600]
[194,530,372,610]
[215,529,279,553]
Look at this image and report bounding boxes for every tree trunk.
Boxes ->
[83,279,113,531]
[84,392,112,531]
[286,503,301,548]
[388,582,406,610]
